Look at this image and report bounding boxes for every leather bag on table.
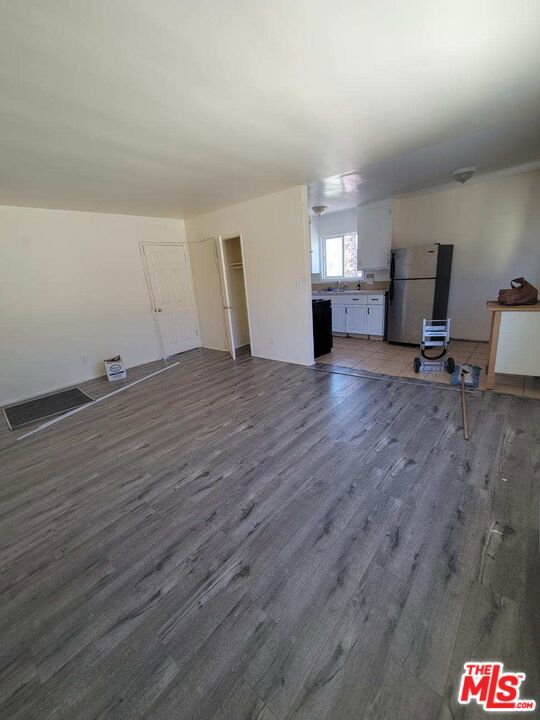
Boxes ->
[497,277,538,306]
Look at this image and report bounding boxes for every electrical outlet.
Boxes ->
[81,355,88,364]
[269,336,274,345]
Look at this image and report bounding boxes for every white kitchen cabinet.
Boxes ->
[345,305,367,334]
[313,292,385,336]
[357,200,393,270]
[331,304,346,332]
[366,304,384,336]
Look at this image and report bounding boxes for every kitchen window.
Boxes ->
[321,233,363,280]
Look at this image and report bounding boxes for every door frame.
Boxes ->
[139,241,200,359]
[215,233,253,359]
[216,236,236,359]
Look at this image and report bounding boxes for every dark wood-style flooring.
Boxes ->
[1,349,538,719]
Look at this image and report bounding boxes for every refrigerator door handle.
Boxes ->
[390,252,395,280]
[389,279,394,304]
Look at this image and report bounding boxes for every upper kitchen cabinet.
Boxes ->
[357,200,393,270]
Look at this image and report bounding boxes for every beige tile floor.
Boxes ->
[316,336,540,399]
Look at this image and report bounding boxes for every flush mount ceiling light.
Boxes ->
[452,167,476,184]
[312,205,328,216]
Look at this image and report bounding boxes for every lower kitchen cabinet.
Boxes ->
[331,304,346,333]
[313,293,386,337]
[366,304,384,335]
[346,304,383,335]
[345,305,368,334]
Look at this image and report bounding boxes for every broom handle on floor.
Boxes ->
[461,373,470,441]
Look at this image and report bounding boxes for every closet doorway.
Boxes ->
[216,235,251,360]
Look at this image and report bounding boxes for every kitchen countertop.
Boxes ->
[312,289,387,295]
[486,300,540,312]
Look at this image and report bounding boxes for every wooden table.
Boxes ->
[486,300,540,389]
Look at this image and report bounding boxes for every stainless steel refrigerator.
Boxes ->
[387,243,453,344]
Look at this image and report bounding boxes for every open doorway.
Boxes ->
[216,235,251,360]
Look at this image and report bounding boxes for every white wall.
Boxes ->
[0,205,189,406]
[310,215,320,274]
[393,171,540,340]
[186,186,313,366]
[185,237,225,351]
[496,312,540,375]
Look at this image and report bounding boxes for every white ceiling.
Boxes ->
[309,127,540,213]
[1,0,540,218]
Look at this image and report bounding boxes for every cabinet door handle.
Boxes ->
[367,307,370,314]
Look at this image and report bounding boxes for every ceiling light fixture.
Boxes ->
[312,205,328,216]
[452,167,476,184]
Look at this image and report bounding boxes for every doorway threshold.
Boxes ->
[311,362,482,394]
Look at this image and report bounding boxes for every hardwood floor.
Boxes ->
[1,348,538,719]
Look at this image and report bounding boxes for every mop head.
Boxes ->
[450,364,480,388]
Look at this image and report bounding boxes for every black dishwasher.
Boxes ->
[312,299,332,358]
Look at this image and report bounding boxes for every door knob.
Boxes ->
[156,308,162,312]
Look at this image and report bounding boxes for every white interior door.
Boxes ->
[142,243,198,358]
[216,236,236,359]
